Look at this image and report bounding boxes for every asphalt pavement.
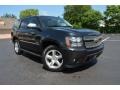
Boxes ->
[0,34,120,85]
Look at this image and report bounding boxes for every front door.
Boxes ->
[19,17,42,54]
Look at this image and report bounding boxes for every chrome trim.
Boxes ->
[83,35,103,41]
[20,40,39,45]
[84,35,103,48]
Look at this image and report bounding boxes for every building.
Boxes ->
[0,17,16,34]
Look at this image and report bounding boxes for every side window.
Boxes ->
[29,17,39,26]
[19,17,40,29]
[20,19,29,29]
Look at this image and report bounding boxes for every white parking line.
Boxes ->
[0,34,11,39]
[107,40,120,41]
[102,37,110,42]
[102,36,120,42]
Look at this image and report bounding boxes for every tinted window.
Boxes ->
[20,19,29,29]
[20,17,40,29]
[39,16,72,27]
[29,17,39,26]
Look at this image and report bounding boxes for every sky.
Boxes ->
[0,5,106,18]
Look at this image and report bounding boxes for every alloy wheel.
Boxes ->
[45,49,63,69]
[14,41,19,53]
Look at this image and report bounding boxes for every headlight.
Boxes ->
[65,36,83,48]
[70,37,82,42]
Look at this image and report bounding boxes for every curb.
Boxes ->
[0,34,11,39]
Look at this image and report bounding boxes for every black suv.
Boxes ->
[11,16,104,71]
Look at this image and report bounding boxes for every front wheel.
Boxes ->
[42,45,64,72]
[14,40,21,55]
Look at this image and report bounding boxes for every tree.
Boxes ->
[19,9,39,19]
[81,10,103,29]
[64,5,91,28]
[104,5,120,33]
[64,5,103,30]
[1,13,17,19]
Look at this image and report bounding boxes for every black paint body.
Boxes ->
[11,16,104,68]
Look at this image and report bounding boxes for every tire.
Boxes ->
[42,45,64,72]
[14,40,22,55]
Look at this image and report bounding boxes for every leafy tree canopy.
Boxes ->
[104,5,120,26]
[82,9,103,29]
[104,5,120,33]
[64,5,103,29]
[19,9,39,19]
[1,13,17,19]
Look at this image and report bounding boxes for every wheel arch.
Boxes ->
[41,39,62,53]
[12,36,18,43]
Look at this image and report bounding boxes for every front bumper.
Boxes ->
[62,44,104,68]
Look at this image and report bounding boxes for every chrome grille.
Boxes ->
[84,35,102,48]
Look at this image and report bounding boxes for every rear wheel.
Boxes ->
[14,40,21,55]
[42,45,64,72]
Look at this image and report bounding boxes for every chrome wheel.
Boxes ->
[45,49,63,69]
[14,41,19,53]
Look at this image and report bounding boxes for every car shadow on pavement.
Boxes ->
[21,52,97,73]
[62,59,97,74]
[22,52,43,64]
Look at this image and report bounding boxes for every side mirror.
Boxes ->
[27,23,39,29]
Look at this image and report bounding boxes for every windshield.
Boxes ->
[39,16,72,27]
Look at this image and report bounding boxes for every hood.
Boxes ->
[48,27,101,36]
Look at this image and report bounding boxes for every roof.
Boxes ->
[21,15,59,21]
